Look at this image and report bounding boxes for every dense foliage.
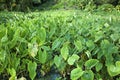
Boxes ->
[0,0,120,11]
[0,0,48,11]
[0,10,120,80]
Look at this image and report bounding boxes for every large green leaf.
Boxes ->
[110,33,119,41]
[81,70,94,80]
[95,62,103,72]
[9,29,20,49]
[28,61,37,80]
[74,40,83,52]
[0,27,6,40]
[1,34,8,43]
[94,31,104,42]
[0,50,6,62]
[85,59,99,69]
[54,55,62,68]
[101,39,118,65]
[101,39,118,55]
[38,27,46,45]
[38,49,47,64]
[86,40,95,51]
[52,38,62,50]
[67,54,79,65]
[71,67,84,80]
[107,61,120,76]
[54,55,66,71]
[61,44,69,60]
[10,54,20,70]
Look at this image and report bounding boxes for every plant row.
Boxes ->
[0,11,120,80]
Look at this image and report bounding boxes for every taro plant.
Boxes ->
[0,10,120,80]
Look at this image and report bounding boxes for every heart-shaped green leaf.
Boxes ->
[38,49,47,64]
[61,44,69,60]
[81,70,94,80]
[85,59,99,69]
[86,40,95,51]
[107,61,120,76]
[54,55,62,68]
[74,40,83,52]
[38,27,46,45]
[67,54,79,65]
[71,67,84,80]
[28,61,37,80]
[95,63,103,72]
[0,50,6,62]
[52,38,62,50]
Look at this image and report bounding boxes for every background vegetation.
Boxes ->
[0,0,120,11]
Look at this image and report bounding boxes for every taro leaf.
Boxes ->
[107,61,120,77]
[101,40,110,48]
[28,61,37,80]
[38,27,46,45]
[74,40,83,52]
[70,67,84,80]
[94,31,103,42]
[85,59,99,69]
[101,39,118,55]
[81,70,94,80]
[54,55,66,71]
[38,49,47,64]
[110,33,119,42]
[11,54,20,70]
[67,54,79,65]
[61,44,69,60]
[95,63,103,72]
[85,51,91,59]
[97,51,104,59]
[1,34,8,43]
[86,40,95,51]
[52,38,62,50]
[0,28,6,39]
[9,29,20,49]
[54,55,62,68]
[104,23,110,27]
[7,68,16,80]
[28,43,38,58]
[41,46,50,51]
[49,24,56,38]
[101,39,118,65]
[0,50,6,62]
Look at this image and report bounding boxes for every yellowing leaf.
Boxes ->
[28,43,38,58]
[7,68,16,80]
